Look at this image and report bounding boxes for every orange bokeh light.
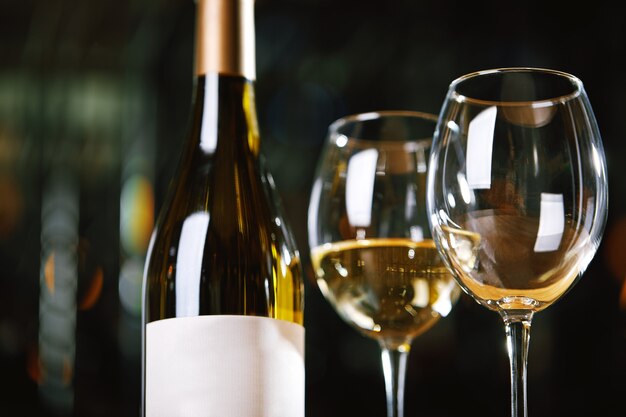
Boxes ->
[79,267,104,311]
[26,346,43,384]
[603,216,626,283]
[603,216,626,310]
[44,253,55,295]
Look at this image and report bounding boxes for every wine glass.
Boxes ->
[308,110,461,417]
[426,68,608,417]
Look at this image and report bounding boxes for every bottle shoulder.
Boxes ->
[143,154,304,322]
[155,151,267,231]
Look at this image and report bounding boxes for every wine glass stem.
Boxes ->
[380,341,410,417]
[503,314,533,417]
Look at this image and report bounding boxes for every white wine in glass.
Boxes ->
[311,238,456,343]
[308,111,461,417]
[427,68,608,417]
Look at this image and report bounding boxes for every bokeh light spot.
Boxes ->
[0,175,23,239]
[79,267,104,311]
[26,346,43,385]
[44,253,55,295]
[120,174,154,255]
[603,216,626,284]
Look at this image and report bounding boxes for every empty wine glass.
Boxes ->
[426,68,608,417]
[308,111,461,417]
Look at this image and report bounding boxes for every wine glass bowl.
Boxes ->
[308,111,460,417]
[426,68,608,417]
[311,237,457,347]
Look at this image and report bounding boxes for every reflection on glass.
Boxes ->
[533,193,564,252]
[346,149,378,228]
[466,106,497,190]
[175,212,211,317]
[200,73,219,154]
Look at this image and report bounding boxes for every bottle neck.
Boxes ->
[195,0,256,80]
[190,0,259,157]
[193,74,260,157]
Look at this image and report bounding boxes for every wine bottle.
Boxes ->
[141,0,305,416]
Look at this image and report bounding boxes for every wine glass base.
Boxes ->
[496,296,539,310]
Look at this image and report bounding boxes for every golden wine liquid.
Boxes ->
[440,213,592,311]
[311,238,459,344]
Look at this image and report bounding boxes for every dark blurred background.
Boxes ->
[1,0,625,416]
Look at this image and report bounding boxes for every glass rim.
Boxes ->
[448,67,584,107]
[329,110,438,133]
[327,110,438,148]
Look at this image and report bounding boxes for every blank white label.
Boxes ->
[146,315,305,417]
